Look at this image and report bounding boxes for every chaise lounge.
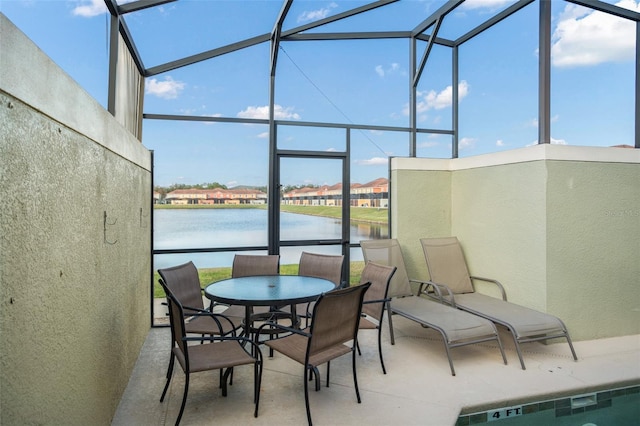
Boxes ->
[420,237,578,370]
[360,239,507,376]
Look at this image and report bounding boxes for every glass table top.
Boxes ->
[204,275,336,306]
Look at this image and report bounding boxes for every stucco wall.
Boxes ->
[0,15,151,424]
[391,145,639,341]
[451,161,548,308]
[391,166,451,283]
[546,160,640,340]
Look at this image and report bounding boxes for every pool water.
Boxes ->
[457,385,639,425]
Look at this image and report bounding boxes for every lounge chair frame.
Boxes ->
[420,237,578,370]
[361,239,507,376]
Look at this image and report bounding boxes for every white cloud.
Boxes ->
[298,2,338,23]
[418,141,439,148]
[551,137,568,145]
[460,0,513,11]
[237,105,301,120]
[257,132,269,139]
[528,137,569,146]
[375,63,400,78]
[72,0,107,17]
[415,80,470,113]
[496,139,506,147]
[459,137,476,150]
[201,113,222,125]
[145,77,185,99]
[355,157,389,166]
[551,0,639,67]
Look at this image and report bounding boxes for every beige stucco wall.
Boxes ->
[391,167,451,284]
[452,161,549,308]
[391,145,639,341]
[546,160,640,340]
[0,15,151,425]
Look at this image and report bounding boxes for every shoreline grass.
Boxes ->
[153,261,365,298]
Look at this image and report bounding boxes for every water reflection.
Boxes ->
[154,209,387,269]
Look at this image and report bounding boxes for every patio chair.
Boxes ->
[228,254,292,355]
[420,236,578,370]
[289,252,344,327]
[160,282,263,425]
[158,261,242,336]
[158,261,245,393]
[360,239,507,376]
[357,261,397,374]
[222,254,281,319]
[257,284,370,426]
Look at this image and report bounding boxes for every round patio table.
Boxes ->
[204,275,336,338]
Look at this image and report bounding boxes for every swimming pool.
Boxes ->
[456,385,639,425]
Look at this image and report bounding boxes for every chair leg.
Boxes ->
[304,369,313,426]
[558,319,579,362]
[176,373,189,426]
[387,305,396,345]
[377,326,386,374]
[351,349,362,403]
[442,342,456,376]
[495,331,508,366]
[514,340,527,370]
[254,359,262,417]
[356,340,361,356]
[566,334,578,361]
[160,353,175,402]
[325,361,330,388]
[166,350,175,379]
[222,368,233,397]
[505,326,526,370]
[310,366,320,391]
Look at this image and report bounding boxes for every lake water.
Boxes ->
[153,208,387,269]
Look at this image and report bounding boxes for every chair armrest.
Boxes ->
[418,280,458,308]
[409,278,430,295]
[432,282,457,307]
[188,309,239,336]
[183,335,263,359]
[254,321,311,341]
[470,276,507,301]
[363,297,391,305]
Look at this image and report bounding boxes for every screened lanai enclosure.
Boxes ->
[85,0,640,324]
[3,2,640,423]
[33,0,638,324]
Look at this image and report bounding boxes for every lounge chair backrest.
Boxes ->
[420,237,474,294]
[158,261,205,313]
[360,239,413,298]
[232,254,279,277]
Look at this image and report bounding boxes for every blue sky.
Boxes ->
[2,0,637,188]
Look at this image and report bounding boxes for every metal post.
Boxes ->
[452,45,459,158]
[410,38,417,157]
[635,22,640,148]
[538,0,551,144]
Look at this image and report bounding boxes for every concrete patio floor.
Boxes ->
[112,316,640,426]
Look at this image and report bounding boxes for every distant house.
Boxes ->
[165,188,267,205]
[153,191,163,204]
[281,178,388,208]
